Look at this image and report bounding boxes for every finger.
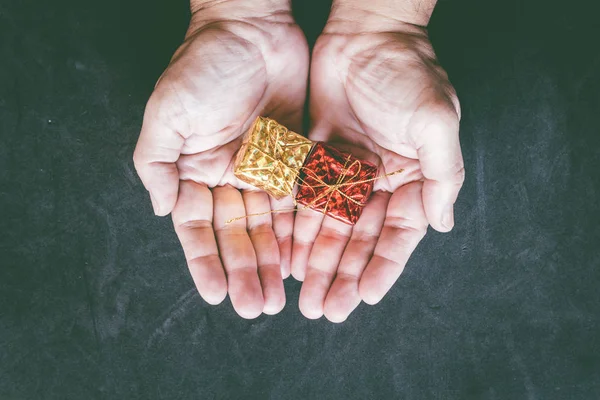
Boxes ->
[323,191,390,323]
[413,103,464,232]
[299,216,353,319]
[171,180,227,305]
[291,208,325,281]
[133,107,184,216]
[270,195,295,279]
[213,185,264,319]
[359,181,428,305]
[243,190,285,315]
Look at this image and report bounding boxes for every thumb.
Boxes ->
[133,115,184,216]
[414,106,465,232]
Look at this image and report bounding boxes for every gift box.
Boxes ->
[233,117,313,200]
[296,142,378,225]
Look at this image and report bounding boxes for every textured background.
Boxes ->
[1,0,599,398]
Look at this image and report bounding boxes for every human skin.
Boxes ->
[133,0,464,322]
[292,0,464,322]
[133,0,308,319]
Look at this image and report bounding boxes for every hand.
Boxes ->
[292,7,464,322]
[134,0,309,319]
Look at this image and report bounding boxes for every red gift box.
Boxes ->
[296,142,378,225]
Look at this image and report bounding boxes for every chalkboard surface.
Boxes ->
[1,0,599,398]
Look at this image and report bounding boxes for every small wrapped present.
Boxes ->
[296,142,378,225]
[233,116,313,200]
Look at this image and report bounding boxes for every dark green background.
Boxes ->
[1,0,599,398]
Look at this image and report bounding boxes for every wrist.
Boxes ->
[190,0,293,27]
[326,0,436,34]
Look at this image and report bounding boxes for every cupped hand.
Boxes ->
[134,1,309,319]
[293,18,464,322]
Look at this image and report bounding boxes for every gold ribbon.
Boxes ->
[298,155,370,214]
[238,118,308,196]
[226,155,403,224]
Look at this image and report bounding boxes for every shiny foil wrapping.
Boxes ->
[296,142,378,225]
[233,116,313,200]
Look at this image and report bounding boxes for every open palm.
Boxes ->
[292,26,464,322]
[134,14,308,318]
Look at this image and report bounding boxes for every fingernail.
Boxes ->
[149,192,160,215]
[441,204,454,231]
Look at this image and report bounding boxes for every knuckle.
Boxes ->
[427,102,459,132]
[132,149,146,174]
[454,166,466,184]
[149,92,182,127]
[175,218,212,231]
[385,215,428,234]
[412,98,460,148]
[248,222,274,237]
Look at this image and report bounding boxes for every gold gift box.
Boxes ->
[233,116,313,200]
